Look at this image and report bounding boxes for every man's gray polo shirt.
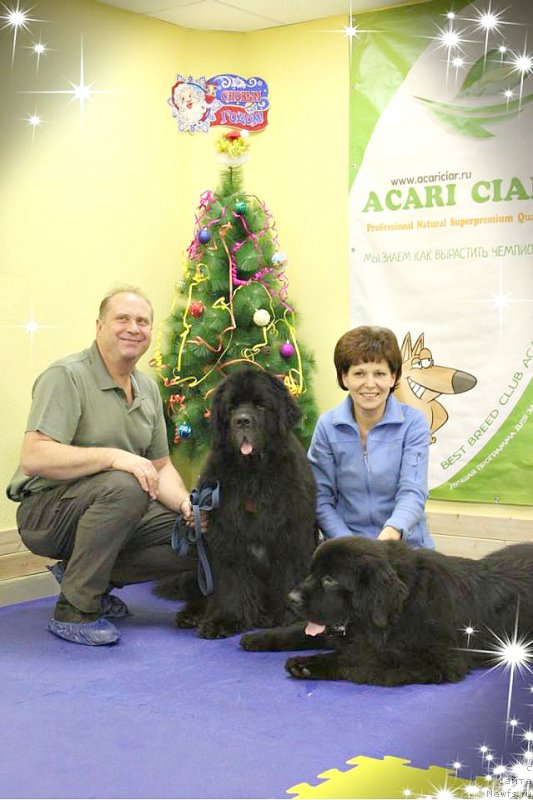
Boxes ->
[7,342,169,501]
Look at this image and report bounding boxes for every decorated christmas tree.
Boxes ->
[153,129,318,459]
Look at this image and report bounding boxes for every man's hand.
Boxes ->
[377,525,402,541]
[180,499,209,532]
[181,497,193,522]
[110,452,160,499]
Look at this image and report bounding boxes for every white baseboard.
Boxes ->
[0,571,58,607]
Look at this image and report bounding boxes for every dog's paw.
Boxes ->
[441,665,469,683]
[285,656,314,679]
[175,608,201,629]
[240,631,269,651]
[198,619,242,639]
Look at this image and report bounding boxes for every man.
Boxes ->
[7,287,194,646]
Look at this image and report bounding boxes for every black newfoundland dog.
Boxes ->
[241,536,533,685]
[170,367,317,639]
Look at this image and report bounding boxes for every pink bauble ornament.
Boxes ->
[280,342,295,359]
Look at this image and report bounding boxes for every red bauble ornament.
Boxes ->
[225,129,241,140]
[189,301,205,318]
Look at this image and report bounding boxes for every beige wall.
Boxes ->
[2,1,529,566]
[0,0,349,531]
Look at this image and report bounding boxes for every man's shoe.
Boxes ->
[48,617,120,646]
[101,593,130,618]
[47,562,130,618]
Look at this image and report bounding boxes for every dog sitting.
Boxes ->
[161,367,318,639]
[241,536,533,686]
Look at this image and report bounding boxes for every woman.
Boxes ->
[308,326,434,548]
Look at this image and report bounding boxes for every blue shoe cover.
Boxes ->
[47,561,66,584]
[101,594,130,618]
[48,617,120,646]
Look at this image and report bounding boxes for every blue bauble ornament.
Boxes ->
[235,199,247,214]
[198,228,210,244]
[178,423,192,439]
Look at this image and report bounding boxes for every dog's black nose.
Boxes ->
[235,411,253,429]
[287,589,303,611]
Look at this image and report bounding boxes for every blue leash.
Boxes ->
[171,482,220,596]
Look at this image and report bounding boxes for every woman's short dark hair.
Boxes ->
[334,326,402,391]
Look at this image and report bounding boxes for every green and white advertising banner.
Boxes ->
[349,0,532,505]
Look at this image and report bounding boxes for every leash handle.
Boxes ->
[196,536,213,597]
[171,482,219,596]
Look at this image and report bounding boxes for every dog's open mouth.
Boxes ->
[305,621,326,636]
[240,438,254,457]
[305,620,348,637]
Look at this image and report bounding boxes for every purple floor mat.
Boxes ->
[1,582,531,799]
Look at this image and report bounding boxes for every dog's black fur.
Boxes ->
[240,536,533,685]
[164,367,317,639]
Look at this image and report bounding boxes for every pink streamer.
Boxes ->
[186,188,293,311]
[187,191,226,260]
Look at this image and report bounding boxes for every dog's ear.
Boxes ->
[282,388,302,431]
[262,372,301,432]
[368,563,409,628]
[208,379,230,449]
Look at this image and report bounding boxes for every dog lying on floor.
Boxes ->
[240,536,533,686]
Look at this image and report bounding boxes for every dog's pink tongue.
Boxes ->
[305,621,326,637]
[240,441,253,456]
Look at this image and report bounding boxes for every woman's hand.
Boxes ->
[377,525,402,541]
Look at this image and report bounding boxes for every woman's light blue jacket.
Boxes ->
[307,394,434,549]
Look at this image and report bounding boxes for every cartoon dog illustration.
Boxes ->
[395,333,477,442]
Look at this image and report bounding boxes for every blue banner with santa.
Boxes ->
[168,73,269,134]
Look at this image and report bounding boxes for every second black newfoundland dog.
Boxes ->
[241,536,533,685]
[170,367,317,639]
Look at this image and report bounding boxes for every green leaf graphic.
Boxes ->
[416,92,533,137]
[416,93,533,117]
[459,49,521,97]
[426,108,493,137]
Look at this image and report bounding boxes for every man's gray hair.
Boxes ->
[98,285,154,323]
